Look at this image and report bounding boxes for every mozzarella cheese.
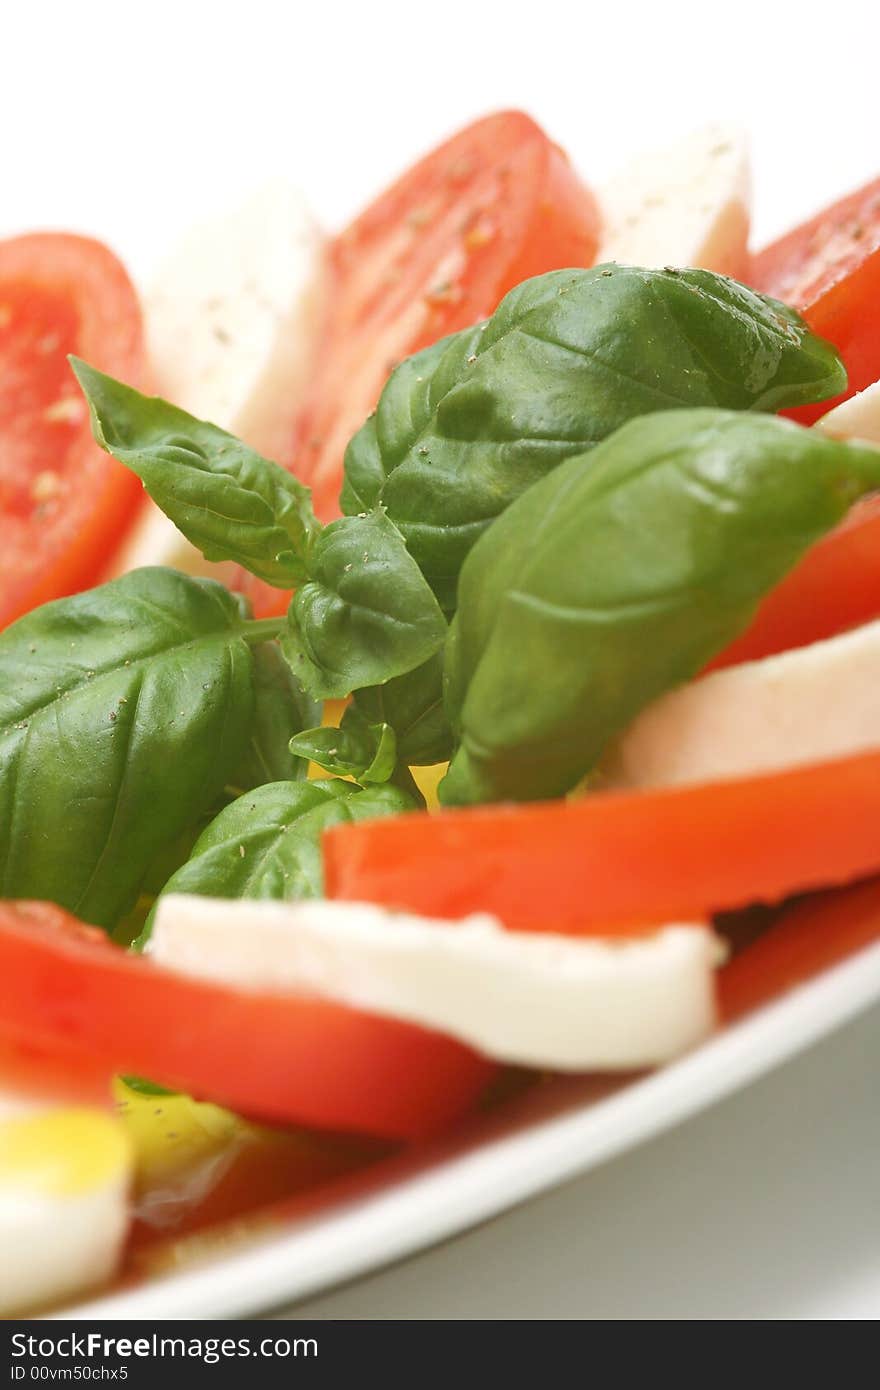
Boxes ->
[109,180,327,577]
[816,380,880,446]
[0,1109,131,1315]
[597,124,750,277]
[600,617,880,791]
[151,895,719,1071]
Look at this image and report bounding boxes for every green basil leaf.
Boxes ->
[227,642,319,793]
[141,778,417,943]
[351,652,453,766]
[343,267,846,611]
[117,1076,175,1097]
[0,568,257,928]
[138,808,224,899]
[339,412,383,518]
[289,710,397,785]
[72,359,317,588]
[442,410,880,805]
[339,330,474,519]
[281,508,447,699]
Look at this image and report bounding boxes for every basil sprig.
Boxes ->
[72,360,318,589]
[7,264,859,940]
[341,265,846,612]
[441,410,880,805]
[74,265,844,713]
[75,363,446,701]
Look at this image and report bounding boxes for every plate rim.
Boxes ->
[59,936,880,1321]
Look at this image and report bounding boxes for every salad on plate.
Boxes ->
[3,110,880,1316]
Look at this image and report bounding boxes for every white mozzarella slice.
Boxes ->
[150,895,719,1072]
[600,618,880,791]
[597,124,750,276]
[144,179,327,461]
[816,380,880,446]
[109,181,326,577]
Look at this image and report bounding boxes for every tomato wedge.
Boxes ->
[719,876,880,1023]
[238,109,600,616]
[751,177,880,424]
[708,494,880,670]
[325,749,880,933]
[0,234,145,628]
[0,901,493,1141]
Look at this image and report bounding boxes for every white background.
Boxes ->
[6,0,880,1319]
[4,0,880,263]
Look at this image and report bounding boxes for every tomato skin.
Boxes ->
[0,234,146,628]
[325,749,880,933]
[709,495,880,670]
[751,178,880,424]
[238,110,600,617]
[0,901,493,1142]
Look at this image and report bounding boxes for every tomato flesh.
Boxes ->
[238,110,600,616]
[709,495,880,670]
[325,749,880,933]
[0,234,145,628]
[751,177,880,423]
[0,901,493,1142]
[719,876,880,1023]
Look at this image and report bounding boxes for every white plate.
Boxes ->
[58,934,880,1320]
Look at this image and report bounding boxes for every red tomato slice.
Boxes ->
[0,234,145,629]
[238,109,600,616]
[708,495,880,670]
[0,901,493,1141]
[325,749,880,934]
[718,876,880,1023]
[751,177,880,424]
